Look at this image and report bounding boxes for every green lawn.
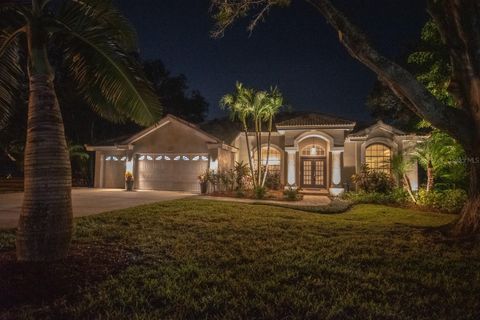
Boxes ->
[1,200,479,319]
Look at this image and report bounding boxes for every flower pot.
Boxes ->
[126,180,134,191]
[200,181,208,194]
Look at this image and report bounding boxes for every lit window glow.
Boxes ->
[301,144,326,156]
[174,156,180,161]
[192,156,200,161]
[254,147,281,173]
[365,144,391,174]
[146,155,153,161]
[155,156,163,160]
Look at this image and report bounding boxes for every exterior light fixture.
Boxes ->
[310,137,317,156]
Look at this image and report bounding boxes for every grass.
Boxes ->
[1,199,479,319]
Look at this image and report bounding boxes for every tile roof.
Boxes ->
[276,112,355,127]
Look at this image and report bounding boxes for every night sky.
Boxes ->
[114,0,428,121]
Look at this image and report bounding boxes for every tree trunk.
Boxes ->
[402,174,417,204]
[243,126,256,188]
[261,118,273,187]
[16,73,73,261]
[426,161,434,192]
[453,155,480,236]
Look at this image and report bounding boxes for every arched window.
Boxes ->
[301,144,326,156]
[254,147,281,173]
[365,144,391,174]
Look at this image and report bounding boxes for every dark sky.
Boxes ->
[114,0,428,121]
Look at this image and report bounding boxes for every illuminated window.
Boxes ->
[192,156,200,161]
[155,155,163,160]
[138,155,145,160]
[301,144,326,156]
[182,156,189,161]
[120,156,127,161]
[254,147,281,173]
[201,156,208,161]
[164,156,171,160]
[105,156,112,161]
[112,156,119,161]
[365,144,391,174]
[146,155,153,161]
[174,156,180,161]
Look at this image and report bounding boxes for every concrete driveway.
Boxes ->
[0,188,194,229]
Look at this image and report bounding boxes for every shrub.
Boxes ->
[283,185,303,201]
[417,188,467,213]
[265,171,281,190]
[342,188,408,205]
[218,169,235,192]
[351,164,395,193]
[234,161,250,191]
[254,186,267,199]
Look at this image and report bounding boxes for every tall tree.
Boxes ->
[0,0,161,261]
[220,82,256,186]
[221,83,283,189]
[210,0,480,236]
[143,60,209,123]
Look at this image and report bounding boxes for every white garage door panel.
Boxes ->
[136,155,208,192]
[103,157,126,188]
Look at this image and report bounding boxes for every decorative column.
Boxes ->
[285,147,297,187]
[329,149,344,196]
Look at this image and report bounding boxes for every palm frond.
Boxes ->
[53,3,161,126]
[57,0,138,51]
[0,28,25,130]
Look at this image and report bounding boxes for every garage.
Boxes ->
[136,153,209,192]
[103,155,126,188]
[88,115,236,193]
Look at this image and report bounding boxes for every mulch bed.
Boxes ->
[0,244,136,315]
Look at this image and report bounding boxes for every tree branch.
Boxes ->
[306,0,473,149]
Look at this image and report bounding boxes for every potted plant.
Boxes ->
[198,171,209,194]
[125,171,134,191]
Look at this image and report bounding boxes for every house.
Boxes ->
[86,113,423,195]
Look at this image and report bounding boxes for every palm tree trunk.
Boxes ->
[426,160,434,192]
[402,174,417,204]
[261,118,273,187]
[16,24,72,261]
[243,126,256,188]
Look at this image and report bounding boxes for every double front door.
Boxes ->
[301,157,326,188]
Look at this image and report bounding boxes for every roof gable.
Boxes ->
[348,120,406,138]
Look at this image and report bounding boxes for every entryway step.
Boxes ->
[300,188,329,196]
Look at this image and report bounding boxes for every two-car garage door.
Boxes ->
[136,154,209,192]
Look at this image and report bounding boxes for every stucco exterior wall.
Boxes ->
[132,121,212,154]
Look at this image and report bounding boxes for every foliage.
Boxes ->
[220,82,283,188]
[3,200,479,319]
[124,171,134,182]
[253,186,267,199]
[417,188,467,214]
[143,60,208,123]
[283,185,302,201]
[413,130,466,189]
[234,161,250,190]
[351,164,395,194]
[264,171,280,190]
[198,169,211,184]
[218,169,236,192]
[343,189,409,206]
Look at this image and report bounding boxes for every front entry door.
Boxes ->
[301,158,326,188]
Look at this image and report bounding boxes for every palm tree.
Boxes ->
[412,131,461,192]
[391,154,417,203]
[260,87,283,187]
[220,82,256,187]
[0,0,161,261]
